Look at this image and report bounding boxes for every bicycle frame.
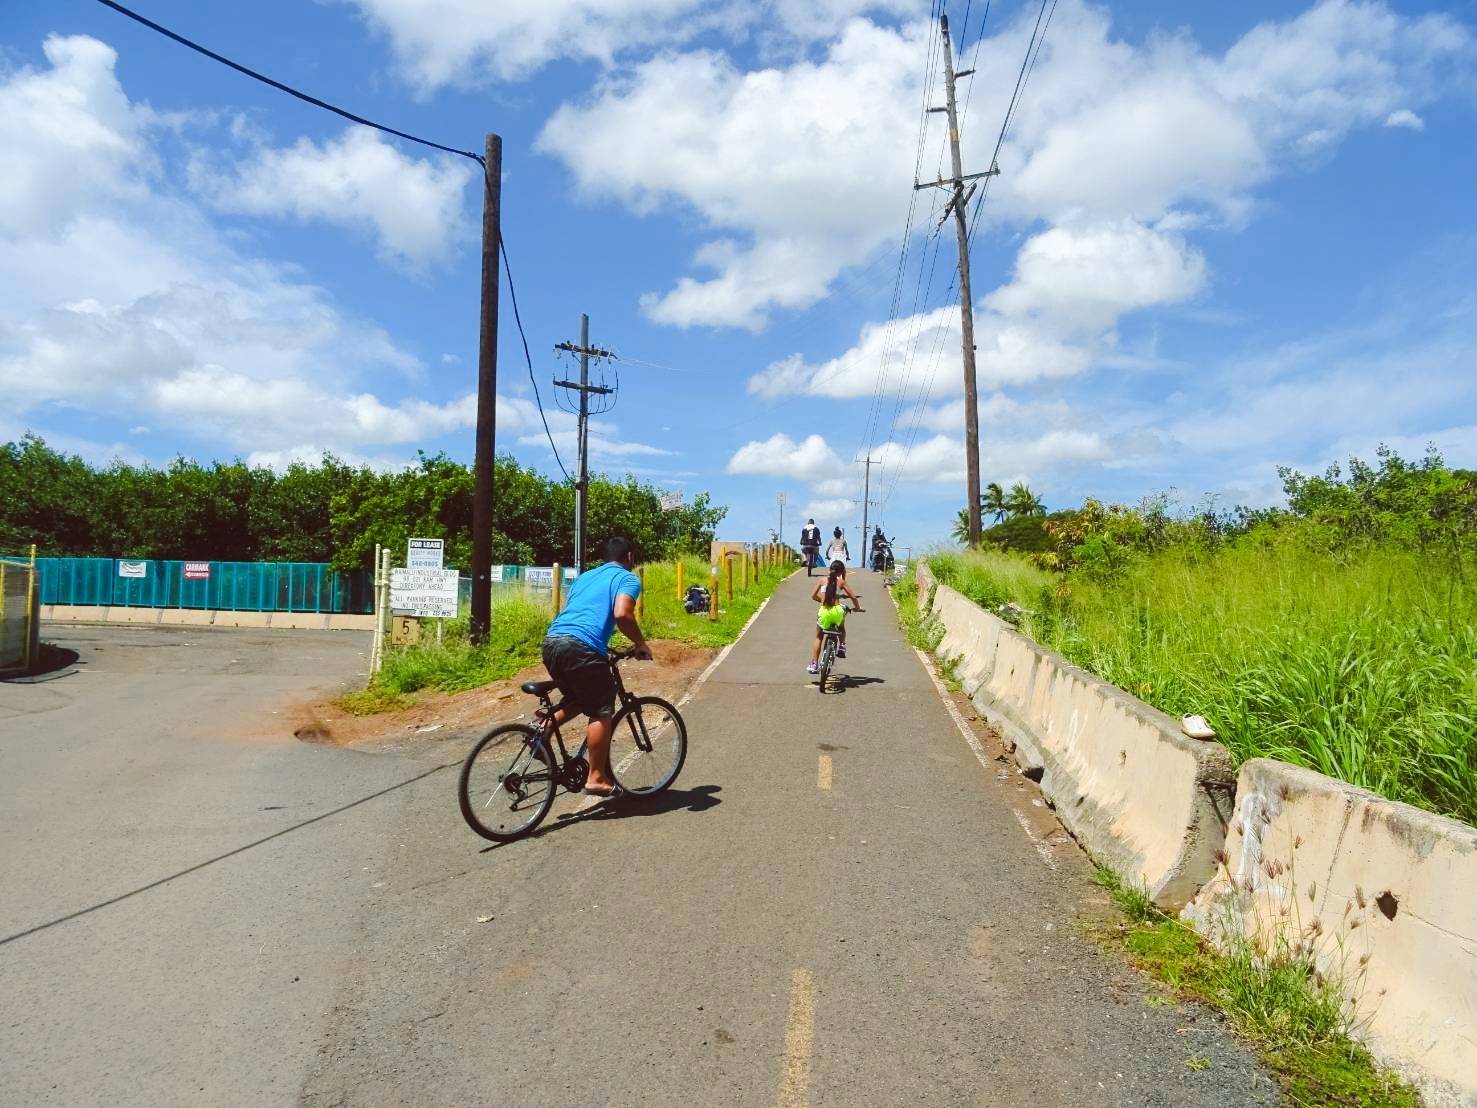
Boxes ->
[536,656,638,767]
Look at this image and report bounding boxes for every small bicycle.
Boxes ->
[457,649,688,842]
[817,601,860,694]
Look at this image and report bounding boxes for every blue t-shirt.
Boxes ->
[546,561,642,654]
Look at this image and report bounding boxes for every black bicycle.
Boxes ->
[817,601,860,694]
[457,649,688,842]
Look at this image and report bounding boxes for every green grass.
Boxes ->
[929,542,1477,824]
[1090,866,1419,1107]
[338,555,797,713]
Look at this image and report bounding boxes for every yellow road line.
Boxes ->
[816,753,833,791]
[777,967,817,1108]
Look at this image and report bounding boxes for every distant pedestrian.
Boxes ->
[799,518,822,576]
[825,527,849,566]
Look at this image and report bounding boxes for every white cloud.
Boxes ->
[195,127,473,267]
[1383,108,1424,130]
[797,497,855,521]
[0,36,155,236]
[540,20,931,330]
[750,220,1204,397]
[726,432,847,478]
[343,0,923,87]
[0,34,665,468]
[539,0,1470,331]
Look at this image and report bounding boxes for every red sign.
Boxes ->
[183,562,211,580]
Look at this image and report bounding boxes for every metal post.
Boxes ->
[777,491,785,544]
[708,565,719,621]
[859,455,879,567]
[470,132,502,645]
[551,563,563,616]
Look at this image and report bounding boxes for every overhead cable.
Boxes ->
[93,0,485,166]
[501,240,573,483]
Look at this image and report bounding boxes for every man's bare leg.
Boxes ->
[583,713,618,793]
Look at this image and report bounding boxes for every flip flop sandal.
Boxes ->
[583,784,626,799]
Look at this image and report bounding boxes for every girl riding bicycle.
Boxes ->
[808,559,863,674]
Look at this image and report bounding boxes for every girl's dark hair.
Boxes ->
[824,560,844,607]
[833,527,843,537]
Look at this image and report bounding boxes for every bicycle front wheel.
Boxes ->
[609,696,687,796]
[458,724,556,842]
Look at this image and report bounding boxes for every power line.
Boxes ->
[499,240,572,483]
[93,0,485,166]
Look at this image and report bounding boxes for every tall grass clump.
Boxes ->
[926,547,1055,618]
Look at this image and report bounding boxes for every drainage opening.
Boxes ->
[1375,891,1399,921]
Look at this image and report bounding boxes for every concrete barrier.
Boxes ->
[40,605,374,632]
[916,564,1235,908]
[1184,759,1477,1107]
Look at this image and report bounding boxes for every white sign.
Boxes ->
[407,537,445,570]
[390,567,459,618]
[524,566,578,590]
[118,561,147,578]
[659,491,682,512]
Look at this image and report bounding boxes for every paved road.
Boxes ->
[1,584,1275,1106]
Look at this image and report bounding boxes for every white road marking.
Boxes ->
[777,967,816,1108]
[816,753,833,791]
[1012,809,1061,872]
[575,586,785,813]
[913,647,1059,872]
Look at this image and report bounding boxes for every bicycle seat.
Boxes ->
[521,679,559,697]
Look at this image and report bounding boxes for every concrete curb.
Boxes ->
[1183,759,1477,1108]
[40,605,375,631]
[915,563,1235,908]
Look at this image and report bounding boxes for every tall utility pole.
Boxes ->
[554,314,613,572]
[919,14,998,546]
[777,491,786,541]
[469,133,502,645]
[859,455,879,566]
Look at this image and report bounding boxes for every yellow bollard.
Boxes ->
[676,559,683,602]
[23,543,36,672]
[709,565,719,621]
[551,562,562,615]
[724,554,733,604]
[636,565,645,620]
[741,548,749,589]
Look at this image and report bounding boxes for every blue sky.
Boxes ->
[2,0,1475,553]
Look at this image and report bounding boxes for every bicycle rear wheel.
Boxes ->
[819,636,836,693]
[458,723,556,842]
[608,696,687,796]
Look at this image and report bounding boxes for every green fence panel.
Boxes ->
[11,557,373,613]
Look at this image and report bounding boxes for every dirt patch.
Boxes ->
[291,639,716,749]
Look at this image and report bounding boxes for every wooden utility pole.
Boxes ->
[920,14,997,547]
[469,133,501,644]
[555,314,614,572]
[859,455,879,567]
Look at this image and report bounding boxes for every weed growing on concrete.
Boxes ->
[1090,861,1418,1107]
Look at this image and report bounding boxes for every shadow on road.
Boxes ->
[818,674,885,694]
[479,784,724,852]
[0,761,456,948]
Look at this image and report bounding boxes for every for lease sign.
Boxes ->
[407,538,445,571]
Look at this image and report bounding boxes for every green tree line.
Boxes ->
[0,434,726,571]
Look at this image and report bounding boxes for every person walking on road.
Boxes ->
[825,526,849,567]
[539,536,653,797]
[799,518,822,576]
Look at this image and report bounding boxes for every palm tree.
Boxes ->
[1006,482,1046,518]
[951,506,971,544]
[983,481,1008,523]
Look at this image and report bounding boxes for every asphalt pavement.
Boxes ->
[1,584,1275,1106]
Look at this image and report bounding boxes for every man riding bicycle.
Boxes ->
[540,536,652,797]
